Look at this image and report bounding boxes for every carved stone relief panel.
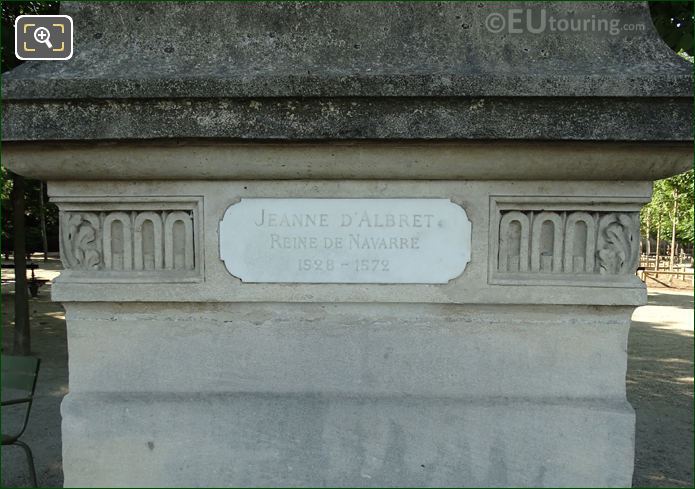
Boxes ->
[490,197,643,286]
[55,197,202,282]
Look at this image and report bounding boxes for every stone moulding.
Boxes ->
[55,197,203,283]
[489,196,644,287]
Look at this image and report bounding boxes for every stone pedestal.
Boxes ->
[3,2,691,487]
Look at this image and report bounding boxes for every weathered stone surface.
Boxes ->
[2,2,692,141]
[4,2,691,99]
[61,301,636,487]
[1,2,690,487]
[3,141,691,181]
[3,96,691,141]
[63,302,633,398]
[39,153,650,487]
[62,395,634,487]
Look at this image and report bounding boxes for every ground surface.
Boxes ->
[1,260,693,487]
[2,258,66,488]
[628,288,694,487]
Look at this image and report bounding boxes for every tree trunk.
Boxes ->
[39,181,49,262]
[11,173,31,355]
[669,190,678,272]
[645,209,651,255]
[655,214,661,275]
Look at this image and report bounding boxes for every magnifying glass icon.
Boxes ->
[33,27,53,49]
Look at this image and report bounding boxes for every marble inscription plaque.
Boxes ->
[219,199,471,283]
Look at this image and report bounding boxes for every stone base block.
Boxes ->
[60,302,635,486]
[62,394,634,487]
[63,303,633,399]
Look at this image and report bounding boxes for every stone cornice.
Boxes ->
[2,1,692,142]
[3,140,691,181]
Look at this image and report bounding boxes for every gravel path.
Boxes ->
[1,272,692,487]
[628,289,694,487]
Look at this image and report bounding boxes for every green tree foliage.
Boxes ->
[650,1,694,56]
[641,170,695,252]
[1,167,58,258]
[1,166,12,249]
[1,1,59,72]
